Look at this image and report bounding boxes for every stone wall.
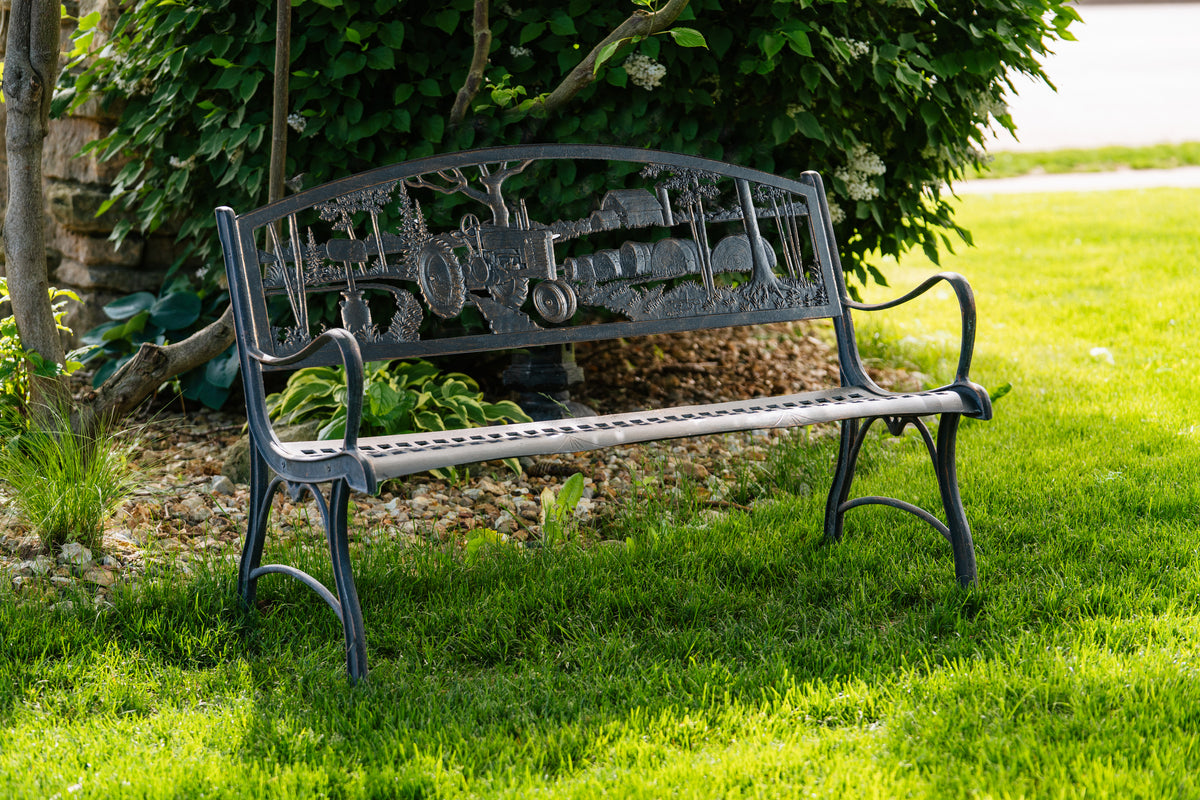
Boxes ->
[0,0,176,338]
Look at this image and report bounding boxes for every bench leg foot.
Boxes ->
[325,479,369,682]
[934,414,978,587]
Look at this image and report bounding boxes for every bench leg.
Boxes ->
[325,478,369,682]
[823,417,868,543]
[823,414,978,587]
[238,443,271,608]
[934,413,978,587]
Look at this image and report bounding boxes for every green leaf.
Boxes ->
[667,27,707,49]
[594,39,626,74]
[433,9,458,35]
[149,291,202,330]
[793,111,826,142]
[558,472,585,514]
[760,33,785,60]
[549,13,576,36]
[783,30,812,57]
[103,292,156,321]
[204,346,240,389]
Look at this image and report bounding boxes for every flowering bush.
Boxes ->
[58,0,1078,287]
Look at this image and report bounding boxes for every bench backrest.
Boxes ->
[216,145,851,372]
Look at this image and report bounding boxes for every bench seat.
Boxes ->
[282,386,977,481]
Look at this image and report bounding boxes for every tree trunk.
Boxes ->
[3,0,66,405]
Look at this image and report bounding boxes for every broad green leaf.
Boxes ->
[103,292,156,321]
[667,27,707,49]
[149,291,202,330]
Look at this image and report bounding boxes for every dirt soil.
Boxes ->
[0,320,917,607]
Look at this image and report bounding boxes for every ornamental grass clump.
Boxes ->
[0,404,138,553]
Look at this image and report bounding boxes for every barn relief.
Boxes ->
[258,160,829,353]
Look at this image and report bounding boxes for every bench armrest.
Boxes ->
[246,327,366,454]
[844,271,979,386]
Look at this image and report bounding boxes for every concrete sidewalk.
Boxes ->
[954,166,1200,194]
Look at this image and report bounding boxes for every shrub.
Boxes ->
[0,279,88,431]
[58,0,1078,288]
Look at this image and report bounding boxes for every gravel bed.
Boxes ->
[1,320,918,607]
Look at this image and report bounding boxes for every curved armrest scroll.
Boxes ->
[245,328,365,453]
[843,271,978,385]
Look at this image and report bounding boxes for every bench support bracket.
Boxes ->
[823,413,978,587]
[239,445,369,681]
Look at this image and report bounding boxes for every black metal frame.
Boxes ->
[216,144,992,681]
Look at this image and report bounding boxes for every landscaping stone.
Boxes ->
[59,543,93,570]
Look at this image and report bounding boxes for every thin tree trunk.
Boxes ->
[3,0,65,397]
[268,0,290,205]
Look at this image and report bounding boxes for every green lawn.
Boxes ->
[3,187,1200,798]
[968,142,1200,180]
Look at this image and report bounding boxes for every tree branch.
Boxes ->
[527,0,691,118]
[79,305,237,430]
[450,0,491,125]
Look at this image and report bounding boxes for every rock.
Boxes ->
[59,542,93,569]
[210,475,236,496]
[494,511,517,534]
[16,556,55,576]
[15,535,43,558]
[83,567,117,587]
[51,576,72,588]
[181,496,212,523]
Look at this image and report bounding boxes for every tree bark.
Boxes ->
[450,0,491,124]
[3,0,65,384]
[268,0,291,205]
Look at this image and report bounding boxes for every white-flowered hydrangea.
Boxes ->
[287,112,307,133]
[509,45,532,58]
[834,144,886,202]
[625,53,667,90]
[838,38,871,59]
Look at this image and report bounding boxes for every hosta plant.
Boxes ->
[266,359,531,480]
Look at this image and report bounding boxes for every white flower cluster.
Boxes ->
[826,201,846,225]
[168,154,197,171]
[625,53,667,90]
[510,45,532,58]
[834,144,886,202]
[287,112,307,133]
[838,38,871,59]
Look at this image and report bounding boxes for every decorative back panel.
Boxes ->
[220,145,844,370]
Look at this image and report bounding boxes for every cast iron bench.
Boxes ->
[216,144,992,681]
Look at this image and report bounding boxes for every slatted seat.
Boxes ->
[216,144,992,681]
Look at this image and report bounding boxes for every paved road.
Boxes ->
[988,2,1200,152]
[956,165,1200,193]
